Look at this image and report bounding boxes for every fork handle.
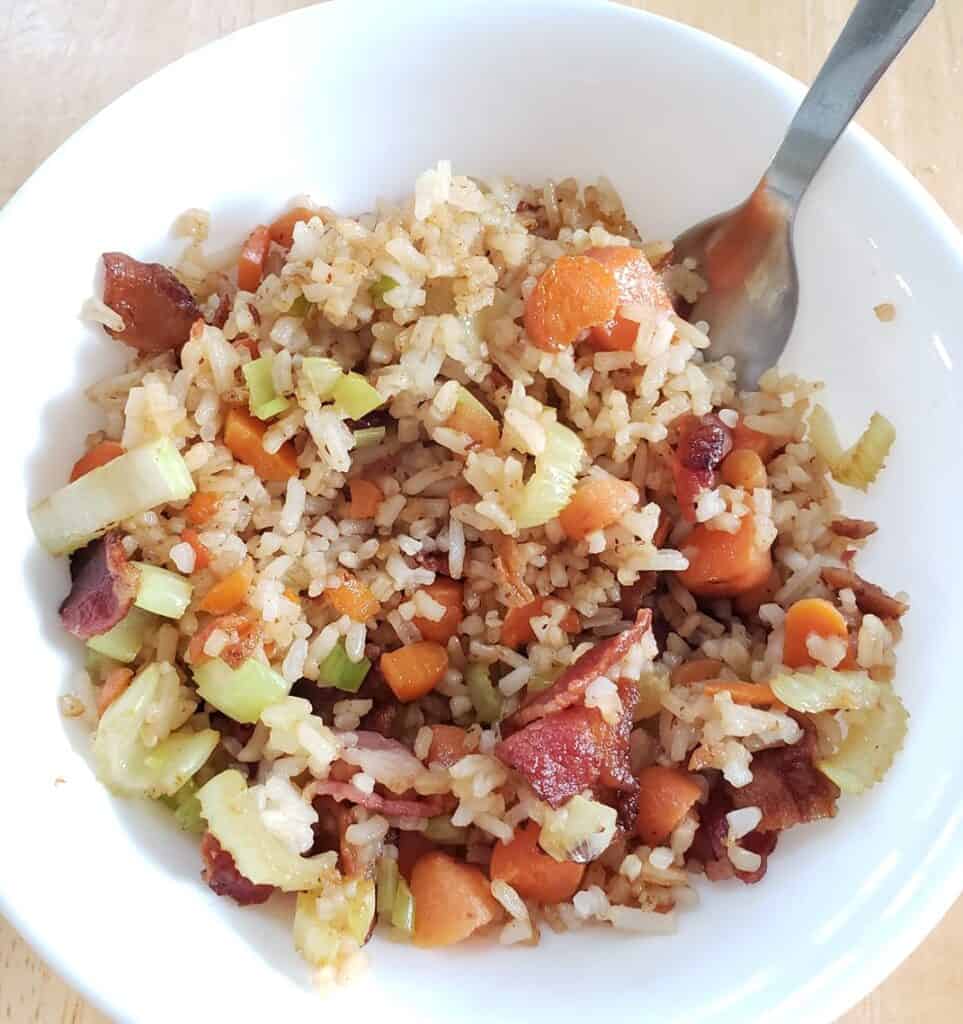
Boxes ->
[767,0,934,206]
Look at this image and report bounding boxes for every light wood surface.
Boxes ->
[2,1,961,1021]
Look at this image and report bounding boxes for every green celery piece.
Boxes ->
[353,426,387,449]
[423,816,469,844]
[193,657,290,723]
[301,357,343,399]
[243,353,291,420]
[391,875,415,934]
[85,647,121,677]
[333,372,384,420]
[87,606,155,664]
[376,856,399,922]
[318,639,370,693]
[370,274,400,306]
[31,437,196,555]
[288,295,311,318]
[465,662,502,724]
[160,779,205,833]
[133,562,193,619]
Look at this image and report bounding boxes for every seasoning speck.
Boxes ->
[58,694,86,718]
[874,302,896,323]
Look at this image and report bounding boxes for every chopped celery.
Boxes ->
[243,352,291,420]
[634,668,670,720]
[370,274,400,305]
[294,878,376,968]
[301,357,343,399]
[160,778,205,833]
[87,606,155,664]
[353,426,387,449]
[466,662,502,724]
[318,639,370,693]
[538,794,617,864]
[193,657,290,723]
[333,372,384,420]
[512,421,583,529]
[817,688,908,794]
[390,875,415,934]
[94,662,219,797]
[423,816,468,844]
[31,437,196,555]
[288,295,311,318]
[809,405,896,491]
[771,667,880,714]
[85,647,121,679]
[198,770,336,890]
[132,562,193,619]
[376,857,399,922]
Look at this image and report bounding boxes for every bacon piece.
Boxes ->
[59,532,138,639]
[670,414,733,522]
[304,779,445,820]
[726,717,839,831]
[187,612,262,669]
[200,832,274,906]
[830,517,878,540]
[101,252,200,353]
[413,550,450,575]
[688,786,777,885]
[505,610,652,731]
[208,292,232,329]
[310,795,361,876]
[821,566,908,619]
[619,573,656,619]
[495,682,638,809]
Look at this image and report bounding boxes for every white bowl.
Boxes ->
[2,1,961,1021]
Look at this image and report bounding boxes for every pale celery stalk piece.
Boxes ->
[369,274,400,305]
[376,856,399,922]
[30,437,196,555]
[771,666,880,714]
[294,878,376,967]
[353,426,387,448]
[817,688,909,794]
[390,875,415,934]
[318,639,370,693]
[808,404,895,491]
[301,357,343,399]
[94,662,219,797]
[634,668,671,720]
[538,794,617,864]
[465,662,502,724]
[132,562,193,619]
[198,770,337,891]
[333,371,384,419]
[512,421,584,529]
[161,779,205,833]
[87,606,155,664]
[193,657,291,723]
[243,352,291,420]
[423,816,469,844]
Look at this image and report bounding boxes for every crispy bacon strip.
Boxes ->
[200,833,274,906]
[101,252,200,353]
[671,414,733,522]
[304,779,445,820]
[689,787,776,885]
[310,795,361,876]
[59,532,138,639]
[821,566,909,619]
[505,610,652,731]
[830,517,878,540]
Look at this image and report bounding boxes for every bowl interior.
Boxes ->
[2,2,962,1022]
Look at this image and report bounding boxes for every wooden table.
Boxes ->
[2,1,962,1020]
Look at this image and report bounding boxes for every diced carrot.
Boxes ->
[635,765,703,846]
[238,224,271,292]
[69,440,124,482]
[223,406,299,482]
[501,597,580,649]
[233,335,260,359]
[283,588,301,605]
[268,206,315,248]
[670,658,724,685]
[181,527,211,571]
[446,392,500,450]
[198,560,254,615]
[412,578,464,644]
[398,831,437,881]
[703,681,778,705]
[185,491,220,526]
[558,476,639,540]
[380,642,449,702]
[524,254,619,352]
[731,421,781,461]
[490,821,585,903]
[327,571,381,622]
[584,246,672,351]
[347,478,383,519]
[782,597,853,669]
[448,485,477,508]
[410,851,501,947]
[97,667,133,717]
[720,448,767,490]
[678,516,773,598]
[427,724,472,767]
[733,567,781,617]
